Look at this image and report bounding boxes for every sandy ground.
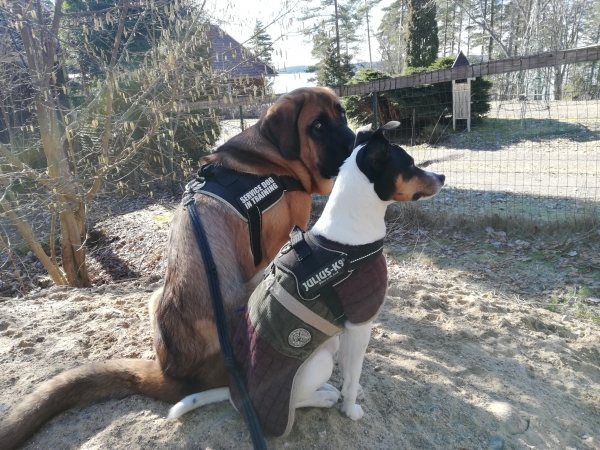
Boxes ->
[1,203,600,450]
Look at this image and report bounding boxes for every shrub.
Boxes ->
[343,58,492,143]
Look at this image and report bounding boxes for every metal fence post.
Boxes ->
[372,93,378,129]
[239,105,244,131]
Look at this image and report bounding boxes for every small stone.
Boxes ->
[487,402,529,435]
[0,321,8,331]
[497,318,511,328]
[284,443,290,448]
[374,366,382,372]
[487,436,505,450]
[567,251,578,257]
[492,241,502,247]
[318,430,326,439]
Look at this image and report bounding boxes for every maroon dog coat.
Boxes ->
[230,227,388,436]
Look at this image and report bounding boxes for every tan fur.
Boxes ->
[0,87,350,450]
[0,359,195,450]
[393,173,442,202]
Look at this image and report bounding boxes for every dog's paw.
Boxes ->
[340,403,364,421]
[319,390,340,408]
[318,383,341,397]
[296,390,340,409]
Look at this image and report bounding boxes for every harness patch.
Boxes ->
[288,328,311,348]
[299,257,348,297]
[239,176,283,210]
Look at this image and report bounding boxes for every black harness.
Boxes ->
[271,226,384,323]
[182,165,305,450]
[185,164,305,266]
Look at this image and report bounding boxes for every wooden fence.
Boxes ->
[334,45,600,97]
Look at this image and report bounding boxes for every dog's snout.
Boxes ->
[437,174,445,185]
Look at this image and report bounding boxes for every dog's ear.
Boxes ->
[354,125,373,148]
[356,122,398,181]
[259,94,304,160]
[379,121,400,131]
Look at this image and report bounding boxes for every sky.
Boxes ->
[206,0,395,70]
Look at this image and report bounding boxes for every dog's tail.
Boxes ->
[167,387,230,420]
[0,359,194,450]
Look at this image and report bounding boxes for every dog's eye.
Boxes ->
[313,121,323,131]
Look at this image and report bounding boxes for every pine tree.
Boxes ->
[308,39,355,86]
[405,0,439,69]
[377,0,408,75]
[251,21,273,66]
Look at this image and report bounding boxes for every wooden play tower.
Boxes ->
[452,51,474,132]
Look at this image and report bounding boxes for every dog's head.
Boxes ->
[259,87,355,180]
[355,122,445,202]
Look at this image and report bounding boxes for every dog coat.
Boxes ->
[230,227,388,437]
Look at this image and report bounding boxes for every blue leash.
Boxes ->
[183,195,267,450]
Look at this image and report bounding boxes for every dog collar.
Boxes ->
[183,164,305,266]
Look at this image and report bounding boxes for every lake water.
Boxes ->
[272,72,317,94]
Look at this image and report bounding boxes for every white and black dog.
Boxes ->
[167,121,445,436]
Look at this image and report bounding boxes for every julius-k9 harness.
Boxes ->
[230,227,388,437]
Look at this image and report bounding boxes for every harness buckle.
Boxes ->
[183,196,196,207]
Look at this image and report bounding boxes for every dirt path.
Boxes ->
[1,205,599,450]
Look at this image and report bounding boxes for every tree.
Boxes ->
[358,0,383,69]
[405,0,439,69]
[300,0,364,66]
[0,0,222,287]
[251,21,273,66]
[376,0,408,75]
[307,37,355,86]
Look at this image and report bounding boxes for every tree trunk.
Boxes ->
[59,204,90,287]
[334,0,340,58]
[0,192,68,285]
[443,0,449,56]
[488,0,494,59]
[554,66,564,100]
[18,0,91,287]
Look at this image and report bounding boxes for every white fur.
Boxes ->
[167,387,229,420]
[311,145,392,246]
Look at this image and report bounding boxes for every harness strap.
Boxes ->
[192,164,305,267]
[288,228,347,323]
[270,280,342,336]
[183,196,267,450]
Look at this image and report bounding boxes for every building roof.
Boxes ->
[208,25,277,78]
[452,51,470,68]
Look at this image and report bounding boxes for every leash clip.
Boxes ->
[183,196,196,207]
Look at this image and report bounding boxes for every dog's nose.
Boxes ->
[438,174,445,184]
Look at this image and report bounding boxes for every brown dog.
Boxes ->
[0,87,355,450]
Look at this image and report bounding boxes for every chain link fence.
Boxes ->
[340,64,600,231]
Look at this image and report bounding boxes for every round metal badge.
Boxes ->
[288,328,311,348]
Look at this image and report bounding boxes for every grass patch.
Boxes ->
[151,212,173,226]
[576,287,596,300]
[575,302,600,324]
[388,199,599,240]
[450,117,593,147]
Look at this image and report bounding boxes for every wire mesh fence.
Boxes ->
[341,67,600,230]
